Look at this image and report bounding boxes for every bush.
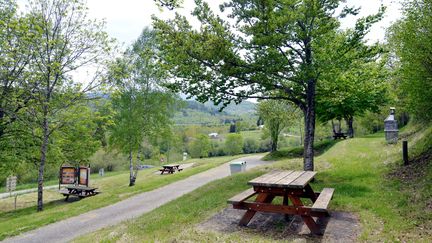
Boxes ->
[243,138,259,153]
[188,134,211,158]
[209,140,226,157]
[224,133,243,155]
[90,149,128,172]
[258,139,272,152]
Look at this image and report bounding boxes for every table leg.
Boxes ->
[239,193,275,226]
[289,195,321,234]
[304,184,317,202]
[283,193,290,221]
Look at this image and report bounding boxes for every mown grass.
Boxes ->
[77,131,432,242]
[0,155,244,240]
[0,170,126,194]
[263,139,338,161]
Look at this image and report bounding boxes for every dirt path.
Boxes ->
[198,208,360,242]
[2,155,271,243]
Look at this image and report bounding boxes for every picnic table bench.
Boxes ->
[159,164,183,174]
[228,170,334,235]
[333,132,347,139]
[60,185,99,201]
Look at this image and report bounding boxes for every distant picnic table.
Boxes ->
[60,185,99,201]
[159,164,183,174]
[333,132,347,139]
[228,170,334,235]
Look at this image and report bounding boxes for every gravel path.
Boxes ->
[2,155,271,243]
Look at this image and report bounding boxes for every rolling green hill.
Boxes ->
[173,100,257,126]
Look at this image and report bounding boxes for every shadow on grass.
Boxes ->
[263,139,339,161]
[0,197,75,219]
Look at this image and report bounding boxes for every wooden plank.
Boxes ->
[264,171,294,184]
[312,188,334,212]
[238,193,273,226]
[248,170,281,185]
[227,188,257,204]
[276,171,305,187]
[249,171,292,187]
[289,171,317,188]
[163,164,180,167]
[233,202,329,218]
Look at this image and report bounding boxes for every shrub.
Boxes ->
[243,138,259,153]
[224,133,243,155]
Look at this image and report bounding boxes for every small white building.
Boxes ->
[208,132,219,138]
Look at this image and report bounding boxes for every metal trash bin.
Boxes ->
[230,161,247,174]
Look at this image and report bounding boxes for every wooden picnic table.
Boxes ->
[333,132,347,139]
[61,185,99,201]
[228,170,334,235]
[159,164,183,174]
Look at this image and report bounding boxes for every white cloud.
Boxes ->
[83,0,401,48]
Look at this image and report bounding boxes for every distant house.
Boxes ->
[208,132,219,138]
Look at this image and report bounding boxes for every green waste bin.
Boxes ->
[230,161,246,174]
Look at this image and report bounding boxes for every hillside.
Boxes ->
[173,100,257,125]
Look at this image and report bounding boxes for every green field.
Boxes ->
[76,130,432,242]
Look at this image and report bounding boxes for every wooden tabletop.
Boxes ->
[162,164,180,168]
[248,170,316,189]
[65,185,97,190]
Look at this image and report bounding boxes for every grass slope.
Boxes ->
[77,132,431,242]
[263,139,338,160]
[0,155,244,240]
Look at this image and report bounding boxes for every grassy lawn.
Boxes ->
[77,132,431,242]
[239,130,262,140]
[0,171,126,194]
[0,155,244,240]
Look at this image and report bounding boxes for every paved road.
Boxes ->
[3,155,271,243]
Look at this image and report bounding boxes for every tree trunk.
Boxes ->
[270,122,279,152]
[128,149,135,186]
[299,116,303,146]
[271,138,278,152]
[303,83,316,171]
[331,120,336,134]
[346,116,354,138]
[303,108,315,171]
[37,108,49,212]
[301,35,316,171]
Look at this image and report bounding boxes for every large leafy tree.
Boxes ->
[109,28,176,186]
[316,33,388,137]
[55,103,102,165]
[25,0,112,211]
[0,0,39,143]
[257,100,298,151]
[388,0,432,122]
[153,0,384,171]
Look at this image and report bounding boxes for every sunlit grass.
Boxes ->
[0,155,243,240]
[77,132,431,242]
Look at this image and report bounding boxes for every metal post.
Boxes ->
[403,140,408,165]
